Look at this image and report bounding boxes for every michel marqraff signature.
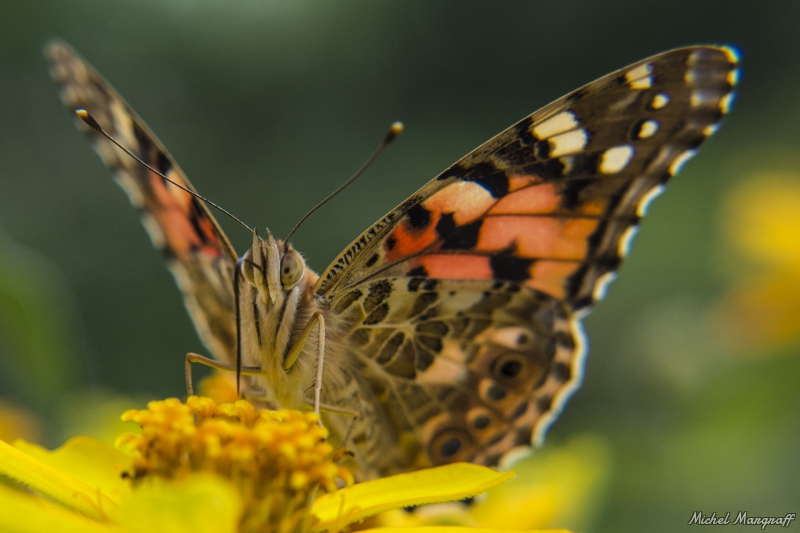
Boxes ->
[688,511,796,529]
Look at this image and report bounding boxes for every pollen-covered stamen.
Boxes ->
[117,397,353,533]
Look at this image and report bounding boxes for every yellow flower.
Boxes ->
[366,435,610,532]
[712,174,800,351]
[197,373,240,404]
[0,397,567,533]
[721,174,800,269]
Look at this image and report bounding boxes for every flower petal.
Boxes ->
[0,438,117,520]
[0,482,121,533]
[111,475,242,533]
[14,436,133,503]
[311,463,514,530]
[471,435,611,531]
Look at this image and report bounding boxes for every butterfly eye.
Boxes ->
[280,247,304,290]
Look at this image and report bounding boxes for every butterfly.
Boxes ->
[47,41,739,479]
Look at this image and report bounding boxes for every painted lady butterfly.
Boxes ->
[47,41,739,479]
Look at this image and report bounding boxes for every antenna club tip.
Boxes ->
[385,121,404,143]
[75,108,102,131]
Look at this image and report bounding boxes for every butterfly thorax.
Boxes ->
[238,230,401,477]
[238,230,326,409]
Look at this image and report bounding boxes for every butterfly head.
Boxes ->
[241,229,307,305]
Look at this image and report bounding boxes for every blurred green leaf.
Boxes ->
[0,228,80,410]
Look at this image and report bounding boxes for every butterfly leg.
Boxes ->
[184,352,262,397]
[283,311,326,415]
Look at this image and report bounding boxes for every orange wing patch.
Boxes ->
[487,181,561,215]
[148,171,226,260]
[382,209,441,262]
[477,217,597,260]
[414,255,493,280]
[488,181,608,217]
[528,261,583,299]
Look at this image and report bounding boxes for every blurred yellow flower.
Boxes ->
[722,174,800,268]
[713,174,800,351]
[198,373,240,404]
[365,435,610,532]
[0,397,567,533]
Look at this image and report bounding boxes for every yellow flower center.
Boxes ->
[117,396,353,533]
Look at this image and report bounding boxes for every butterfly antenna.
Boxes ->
[283,121,404,246]
[75,108,254,234]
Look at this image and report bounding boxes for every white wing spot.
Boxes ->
[720,93,736,114]
[684,68,701,86]
[626,63,653,89]
[558,156,575,175]
[592,271,618,301]
[499,446,534,470]
[630,77,652,90]
[669,149,697,175]
[61,86,80,106]
[533,111,579,139]
[92,140,117,166]
[140,212,166,249]
[637,119,658,139]
[113,170,145,208]
[627,63,653,79]
[426,180,495,224]
[618,225,640,257]
[636,185,666,217]
[599,145,634,174]
[691,90,719,108]
[727,68,741,86]
[687,49,707,66]
[650,93,670,109]
[722,45,742,64]
[548,128,588,157]
[489,327,536,350]
[416,351,468,384]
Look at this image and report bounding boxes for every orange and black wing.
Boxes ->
[47,41,239,366]
[317,46,739,474]
[318,46,739,313]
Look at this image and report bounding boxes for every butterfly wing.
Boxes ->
[318,46,739,475]
[46,41,239,366]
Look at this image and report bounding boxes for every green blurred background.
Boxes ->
[1,1,799,531]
